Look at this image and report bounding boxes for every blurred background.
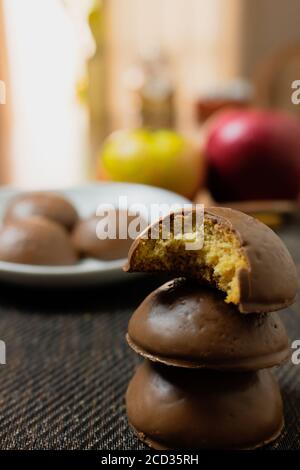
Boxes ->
[1,0,300,217]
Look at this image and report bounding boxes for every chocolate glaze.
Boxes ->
[126,361,283,450]
[0,217,77,266]
[4,192,78,231]
[125,207,298,313]
[127,279,290,371]
[72,210,144,261]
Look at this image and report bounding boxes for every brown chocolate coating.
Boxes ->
[72,210,144,261]
[4,192,78,231]
[125,207,298,313]
[126,361,283,450]
[0,217,77,266]
[127,279,290,371]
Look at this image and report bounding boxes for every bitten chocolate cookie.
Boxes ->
[127,278,289,370]
[125,207,298,313]
[0,217,77,266]
[126,361,283,450]
[4,192,78,231]
[72,209,145,261]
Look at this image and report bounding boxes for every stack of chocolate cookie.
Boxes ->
[124,208,298,450]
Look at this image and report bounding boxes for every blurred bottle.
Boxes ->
[124,48,175,129]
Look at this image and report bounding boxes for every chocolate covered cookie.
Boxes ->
[127,279,289,370]
[4,192,78,231]
[126,361,283,450]
[125,207,298,313]
[72,209,145,261]
[0,217,77,266]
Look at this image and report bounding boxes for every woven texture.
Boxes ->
[0,222,299,450]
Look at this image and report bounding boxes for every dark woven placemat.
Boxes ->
[0,222,299,450]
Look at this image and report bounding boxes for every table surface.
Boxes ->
[0,221,299,450]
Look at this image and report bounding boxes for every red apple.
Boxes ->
[204,109,300,201]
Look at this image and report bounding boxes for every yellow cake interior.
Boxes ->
[130,217,249,305]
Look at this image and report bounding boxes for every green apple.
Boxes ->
[98,129,204,198]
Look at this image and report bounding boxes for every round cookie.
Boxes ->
[127,279,290,370]
[72,209,145,261]
[125,207,298,313]
[126,361,284,450]
[0,217,77,266]
[4,192,78,231]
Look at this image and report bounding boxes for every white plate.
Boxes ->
[0,182,190,286]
